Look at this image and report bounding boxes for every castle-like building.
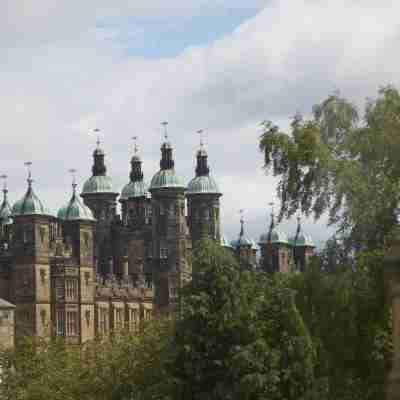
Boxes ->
[0,133,314,344]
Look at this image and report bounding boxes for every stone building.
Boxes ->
[0,133,314,344]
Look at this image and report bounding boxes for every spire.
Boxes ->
[130,136,144,182]
[91,128,107,176]
[195,129,210,177]
[294,215,301,245]
[160,121,175,170]
[267,202,275,242]
[239,209,245,239]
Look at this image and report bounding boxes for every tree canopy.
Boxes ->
[259,86,400,248]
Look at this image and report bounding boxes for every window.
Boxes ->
[65,279,78,300]
[66,311,78,336]
[129,309,139,334]
[115,308,124,331]
[145,274,153,289]
[144,309,152,321]
[160,248,168,259]
[56,310,65,336]
[159,203,165,215]
[99,308,108,335]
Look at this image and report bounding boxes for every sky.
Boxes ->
[1,0,399,247]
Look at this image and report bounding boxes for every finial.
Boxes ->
[161,121,168,142]
[197,129,205,149]
[94,128,101,148]
[69,169,77,193]
[24,162,33,187]
[132,136,138,154]
[0,175,8,193]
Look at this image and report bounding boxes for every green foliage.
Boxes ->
[291,251,392,399]
[171,238,315,400]
[259,86,400,247]
[0,242,391,400]
[0,320,173,400]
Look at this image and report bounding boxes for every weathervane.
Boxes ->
[93,128,101,148]
[0,174,7,192]
[132,136,138,154]
[24,162,33,186]
[69,168,77,193]
[197,129,205,149]
[161,121,168,142]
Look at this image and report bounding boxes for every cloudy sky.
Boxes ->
[1,0,398,246]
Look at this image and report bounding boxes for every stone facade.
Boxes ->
[0,138,315,345]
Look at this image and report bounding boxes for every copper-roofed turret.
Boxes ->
[120,136,149,201]
[12,162,53,217]
[150,122,184,190]
[82,130,115,195]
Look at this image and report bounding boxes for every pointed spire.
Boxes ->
[130,136,144,182]
[294,214,301,245]
[267,202,275,242]
[195,129,210,176]
[239,209,245,239]
[160,121,175,170]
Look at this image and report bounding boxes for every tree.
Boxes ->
[259,86,400,248]
[170,238,315,400]
[291,250,392,400]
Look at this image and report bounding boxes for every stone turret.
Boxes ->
[149,123,188,312]
[186,132,222,249]
[81,139,118,276]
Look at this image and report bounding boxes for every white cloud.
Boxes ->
[1,0,399,245]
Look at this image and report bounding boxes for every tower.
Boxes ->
[57,172,96,343]
[119,137,150,230]
[11,164,55,338]
[292,216,315,272]
[149,123,188,313]
[186,130,222,249]
[259,208,290,273]
[231,212,257,268]
[81,136,118,276]
[118,137,152,284]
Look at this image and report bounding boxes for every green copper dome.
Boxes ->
[81,175,114,195]
[230,236,253,249]
[259,229,289,244]
[58,186,95,221]
[120,181,148,200]
[12,181,52,217]
[290,233,314,247]
[150,169,185,190]
[187,175,221,195]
